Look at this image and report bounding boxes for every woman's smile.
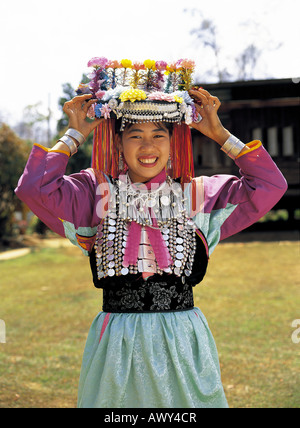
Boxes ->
[117,122,171,183]
[138,155,159,166]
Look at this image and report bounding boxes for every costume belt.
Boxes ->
[102,275,194,313]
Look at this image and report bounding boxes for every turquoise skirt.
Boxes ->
[77,307,228,408]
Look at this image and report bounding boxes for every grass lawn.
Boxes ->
[0,239,299,408]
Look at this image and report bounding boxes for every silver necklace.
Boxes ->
[116,172,187,226]
[95,174,196,280]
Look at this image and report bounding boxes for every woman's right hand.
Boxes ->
[63,94,103,140]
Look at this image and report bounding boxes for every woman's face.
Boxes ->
[117,122,171,183]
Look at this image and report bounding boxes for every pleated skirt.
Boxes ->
[77,307,228,408]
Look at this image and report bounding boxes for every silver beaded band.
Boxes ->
[58,135,78,156]
[65,128,86,146]
[221,135,245,159]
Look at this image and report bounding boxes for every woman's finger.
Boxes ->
[210,96,221,110]
[63,94,94,113]
[197,89,220,107]
[63,100,74,115]
[81,98,97,113]
[198,88,216,100]
[73,93,94,103]
[189,89,208,106]
[189,89,221,112]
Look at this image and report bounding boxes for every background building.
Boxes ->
[192,78,300,230]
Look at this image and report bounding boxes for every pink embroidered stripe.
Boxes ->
[123,169,173,270]
[99,313,110,343]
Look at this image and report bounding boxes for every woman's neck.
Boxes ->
[127,168,167,188]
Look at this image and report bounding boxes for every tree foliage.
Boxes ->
[185,8,279,82]
[55,75,94,175]
[0,124,31,238]
[57,82,77,133]
[13,102,51,146]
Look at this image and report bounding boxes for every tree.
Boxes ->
[55,76,94,175]
[185,8,280,82]
[13,102,51,146]
[190,17,232,82]
[57,82,77,133]
[236,44,262,81]
[0,124,30,239]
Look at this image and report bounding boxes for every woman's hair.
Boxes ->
[114,119,174,137]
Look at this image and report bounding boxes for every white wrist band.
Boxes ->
[221,135,245,159]
[65,128,86,146]
[58,135,78,156]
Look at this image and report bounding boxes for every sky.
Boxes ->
[0,0,299,134]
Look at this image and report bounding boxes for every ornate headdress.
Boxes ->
[77,57,201,183]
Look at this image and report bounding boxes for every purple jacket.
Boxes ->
[15,141,287,256]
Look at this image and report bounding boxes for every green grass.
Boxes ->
[0,240,299,408]
[199,240,300,408]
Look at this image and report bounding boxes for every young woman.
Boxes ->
[15,59,287,408]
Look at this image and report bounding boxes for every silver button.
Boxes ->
[147,198,156,208]
[161,195,170,206]
[174,267,181,276]
[176,252,184,260]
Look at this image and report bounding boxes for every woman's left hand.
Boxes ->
[188,88,230,145]
[63,94,103,140]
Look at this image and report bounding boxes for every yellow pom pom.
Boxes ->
[120,88,147,102]
[121,59,132,68]
[174,95,183,103]
[144,59,156,70]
